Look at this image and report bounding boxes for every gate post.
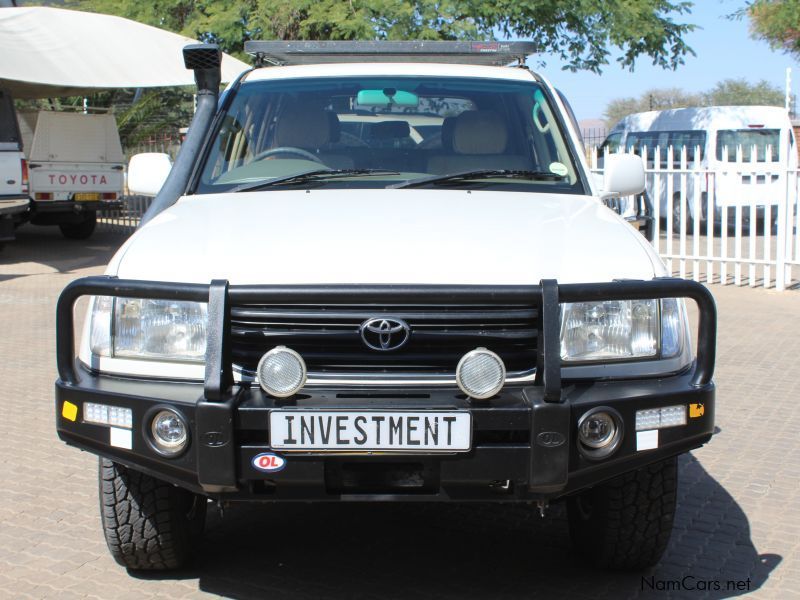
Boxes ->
[776,149,792,290]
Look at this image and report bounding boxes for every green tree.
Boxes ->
[746,0,800,58]
[604,79,785,125]
[604,87,704,125]
[66,0,698,72]
[706,78,784,106]
[112,88,195,151]
[61,0,702,151]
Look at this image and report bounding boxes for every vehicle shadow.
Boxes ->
[0,224,126,274]
[133,453,780,599]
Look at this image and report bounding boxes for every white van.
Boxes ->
[601,106,797,229]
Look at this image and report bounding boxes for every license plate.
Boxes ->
[269,410,471,452]
[73,192,101,201]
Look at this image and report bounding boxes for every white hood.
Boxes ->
[111,189,663,285]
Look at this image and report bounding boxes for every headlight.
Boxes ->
[560,299,686,362]
[90,296,207,362]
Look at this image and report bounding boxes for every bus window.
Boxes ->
[716,129,780,162]
[627,130,705,166]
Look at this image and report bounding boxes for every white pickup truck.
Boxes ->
[26,111,124,239]
[0,87,29,249]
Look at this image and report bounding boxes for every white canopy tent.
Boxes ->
[0,6,250,98]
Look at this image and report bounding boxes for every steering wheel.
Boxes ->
[252,147,325,164]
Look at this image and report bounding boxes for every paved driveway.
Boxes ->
[1,225,799,599]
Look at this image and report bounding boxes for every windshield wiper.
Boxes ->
[388,169,566,189]
[232,169,400,192]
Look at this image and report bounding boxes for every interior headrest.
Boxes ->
[273,104,331,149]
[452,110,508,155]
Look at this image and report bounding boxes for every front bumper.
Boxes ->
[55,277,717,502]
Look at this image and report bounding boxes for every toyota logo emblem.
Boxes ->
[360,317,411,351]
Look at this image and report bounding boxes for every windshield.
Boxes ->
[196,76,583,193]
[716,129,780,162]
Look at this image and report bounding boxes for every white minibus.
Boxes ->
[601,105,797,230]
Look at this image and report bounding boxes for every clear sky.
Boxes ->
[531,0,800,124]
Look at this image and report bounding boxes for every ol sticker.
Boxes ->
[549,162,568,177]
[252,453,286,472]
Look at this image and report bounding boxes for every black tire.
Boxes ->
[99,458,207,570]
[59,211,97,239]
[567,456,678,570]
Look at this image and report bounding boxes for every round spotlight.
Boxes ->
[150,409,188,456]
[576,407,623,460]
[456,348,506,400]
[257,346,307,398]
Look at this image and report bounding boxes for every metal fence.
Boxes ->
[581,127,608,151]
[97,195,152,235]
[589,146,800,290]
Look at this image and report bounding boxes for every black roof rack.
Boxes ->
[243,41,536,67]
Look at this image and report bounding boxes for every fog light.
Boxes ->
[257,346,307,398]
[635,405,687,431]
[579,411,615,448]
[577,407,623,459]
[456,348,505,399]
[150,409,188,456]
[84,402,132,428]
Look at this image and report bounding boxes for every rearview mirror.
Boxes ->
[127,153,172,197]
[356,89,419,108]
[601,153,645,198]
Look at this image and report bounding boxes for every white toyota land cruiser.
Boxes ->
[55,42,716,572]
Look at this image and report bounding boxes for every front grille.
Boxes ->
[230,302,539,377]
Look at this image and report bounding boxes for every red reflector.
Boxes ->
[20,159,29,193]
[102,192,117,200]
[35,193,52,200]
[748,124,765,128]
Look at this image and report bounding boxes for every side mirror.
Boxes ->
[128,153,172,197]
[601,153,645,198]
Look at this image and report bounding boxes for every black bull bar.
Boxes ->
[56,276,716,495]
